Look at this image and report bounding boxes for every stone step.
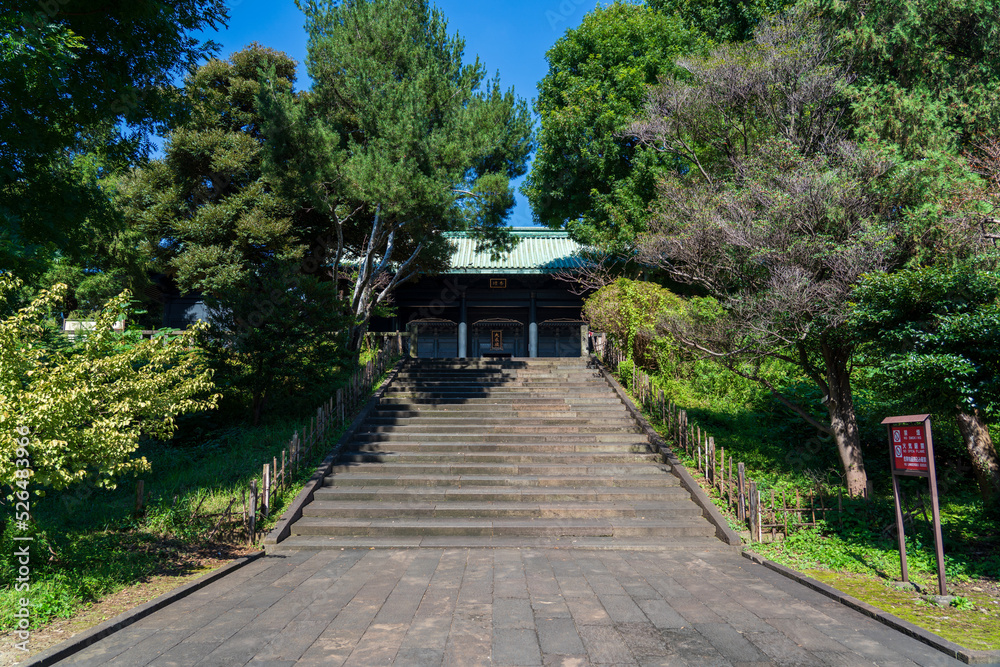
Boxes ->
[337,451,661,464]
[302,500,704,519]
[386,383,603,390]
[396,368,605,383]
[378,395,624,410]
[348,442,656,453]
[364,417,638,428]
[390,377,602,385]
[394,371,607,386]
[289,517,716,538]
[371,408,632,419]
[312,485,692,502]
[351,432,647,443]
[406,360,590,367]
[270,357,726,552]
[323,474,678,488]
[380,393,621,402]
[268,535,732,552]
[357,423,643,434]
[383,391,614,399]
[330,462,669,476]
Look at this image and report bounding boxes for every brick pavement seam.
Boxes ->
[20,551,265,667]
[741,550,1000,665]
[588,354,743,548]
[263,357,408,547]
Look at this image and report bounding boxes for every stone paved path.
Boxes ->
[58,548,961,666]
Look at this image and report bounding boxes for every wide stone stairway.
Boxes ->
[272,358,726,551]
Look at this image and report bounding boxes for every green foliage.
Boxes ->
[117,44,306,296]
[584,278,685,365]
[198,262,352,424]
[263,0,534,350]
[753,490,1000,584]
[826,0,1000,159]
[648,0,795,42]
[851,265,1000,415]
[524,2,706,249]
[0,0,228,278]
[0,278,219,490]
[35,257,132,317]
[951,596,975,610]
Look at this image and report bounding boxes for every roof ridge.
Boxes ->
[442,227,569,238]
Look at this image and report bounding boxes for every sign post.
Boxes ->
[881,415,947,595]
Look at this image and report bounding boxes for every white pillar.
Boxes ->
[529,291,538,358]
[458,293,467,358]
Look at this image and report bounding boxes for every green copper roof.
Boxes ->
[443,228,585,274]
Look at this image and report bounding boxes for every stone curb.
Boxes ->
[741,550,1000,665]
[20,551,265,667]
[589,355,743,549]
[263,357,407,547]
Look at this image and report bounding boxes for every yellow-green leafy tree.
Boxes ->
[0,279,219,491]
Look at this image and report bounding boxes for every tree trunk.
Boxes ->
[955,409,1000,505]
[823,342,868,497]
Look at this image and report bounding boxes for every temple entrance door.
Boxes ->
[415,323,458,358]
[538,323,583,357]
[471,321,524,357]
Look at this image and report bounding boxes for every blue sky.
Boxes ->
[192,0,607,227]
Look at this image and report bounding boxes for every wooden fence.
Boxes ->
[594,336,840,543]
[134,333,407,544]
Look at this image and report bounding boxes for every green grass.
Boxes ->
[612,356,1000,618]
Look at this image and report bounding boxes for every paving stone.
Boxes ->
[537,617,587,655]
[343,622,409,666]
[616,622,670,657]
[495,597,536,629]
[635,599,687,630]
[494,627,544,666]
[393,647,445,666]
[251,619,329,662]
[744,628,825,665]
[531,594,573,619]
[694,622,769,663]
[51,547,969,667]
[597,594,648,624]
[146,642,226,667]
[577,624,635,665]
[566,596,614,625]
[444,602,492,666]
[544,656,594,667]
[657,628,730,667]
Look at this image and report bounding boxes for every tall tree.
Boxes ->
[117,45,347,423]
[851,266,1000,506]
[0,0,228,278]
[523,2,705,251]
[648,0,793,42]
[117,44,308,296]
[631,9,898,496]
[261,0,534,352]
[826,0,1000,159]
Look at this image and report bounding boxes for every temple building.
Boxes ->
[375,227,588,358]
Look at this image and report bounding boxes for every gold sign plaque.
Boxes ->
[490,278,507,289]
[491,330,503,350]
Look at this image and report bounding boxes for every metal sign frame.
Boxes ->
[881,414,947,595]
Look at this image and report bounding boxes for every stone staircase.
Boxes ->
[271,358,726,551]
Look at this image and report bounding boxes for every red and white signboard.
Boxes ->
[890,425,929,474]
